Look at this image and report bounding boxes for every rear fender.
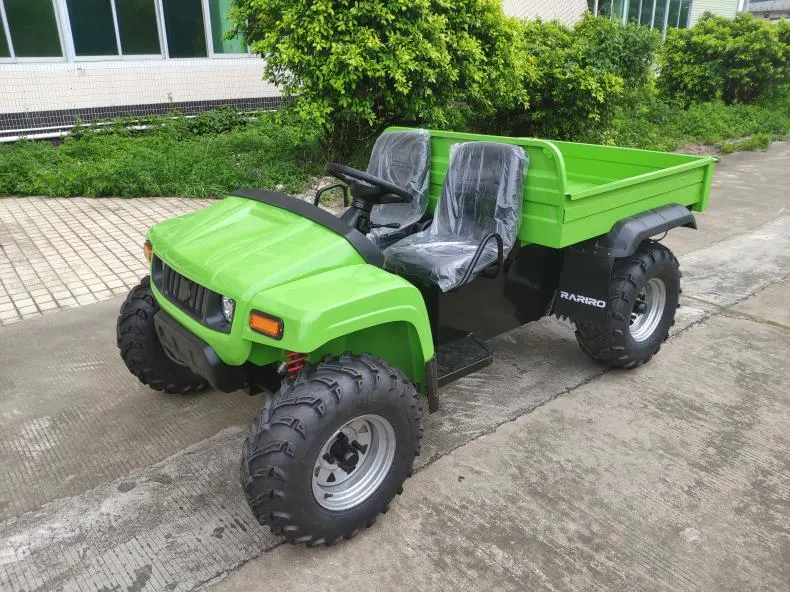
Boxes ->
[552,204,694,324]
[243,265,434,388]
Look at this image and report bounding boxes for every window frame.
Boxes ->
[0,0,251,64]
[200,0,250,59]
[65,0,166,62]
[0,0,68,63]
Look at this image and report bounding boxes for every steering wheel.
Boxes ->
[325,163,412,205]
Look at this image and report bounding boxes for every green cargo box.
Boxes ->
[390,127,716,249]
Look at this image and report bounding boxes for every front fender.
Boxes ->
[243,264,434,383]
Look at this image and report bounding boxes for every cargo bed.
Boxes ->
[390,128,716,249]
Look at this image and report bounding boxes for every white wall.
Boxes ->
[502,0,589,25]
[0,57,277,116]
[689,0,741,24]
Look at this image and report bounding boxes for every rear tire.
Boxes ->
[116,276,207,394]
[574,240,680,369]
[241,354,422,546]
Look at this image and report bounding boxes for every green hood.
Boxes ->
[148,196,365,301]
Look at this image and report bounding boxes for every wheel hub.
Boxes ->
[312,414,396,511]
[326,433,365,474]
[629,277,667,342]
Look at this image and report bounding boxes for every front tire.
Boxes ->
[241,354,423,546]
[574,240,680,369]
[116,276,207,394]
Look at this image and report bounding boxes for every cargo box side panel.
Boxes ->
[551,140,706,195]
[559,166,710,247]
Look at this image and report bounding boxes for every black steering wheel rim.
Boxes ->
[325,163,412,204]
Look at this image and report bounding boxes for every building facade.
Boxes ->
[0,0,276,135]
[747,0,790,21]
[588,0,747,31]
[502,0,588,26]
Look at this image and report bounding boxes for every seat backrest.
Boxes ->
[430,141,527,252]
[367,130,431,226]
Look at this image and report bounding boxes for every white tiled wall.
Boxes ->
[502,0,589,25]
[0,57,279,115]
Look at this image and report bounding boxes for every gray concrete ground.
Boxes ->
[0,143,788,592]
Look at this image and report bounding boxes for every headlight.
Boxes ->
[143,240,153,263]
[221,296,235,322]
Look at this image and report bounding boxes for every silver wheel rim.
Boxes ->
[312,414,396,511]
[630,277,667,342]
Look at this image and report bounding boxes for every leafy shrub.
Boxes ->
[659,13,788,104]
[603,87,790,152]
[230,0,526,157]
[574,13,660,87]
[479,18,625,140]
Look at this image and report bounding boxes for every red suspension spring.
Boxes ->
[284,352,307,376]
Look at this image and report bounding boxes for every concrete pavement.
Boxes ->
[218,287,790,592]
[0,143,788,591]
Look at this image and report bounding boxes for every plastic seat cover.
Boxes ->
[366,130,431,245]
[384,141,527,291]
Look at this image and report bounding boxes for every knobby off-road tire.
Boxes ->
[574,240,680,369]
[242,354,423,546]
[116,275,207,394]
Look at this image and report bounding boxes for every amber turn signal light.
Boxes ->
[143,240,153,263]
[249,310,284,340]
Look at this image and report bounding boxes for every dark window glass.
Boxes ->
[611,0,626,20]
[667,0,681,29]
[162,0,206,58]
[67,0,118,56]
[678,0,691,28]
[115,0,161,54]
[640,0,654,26]
[653,0,667,29]
[5,0,62,58]
[627,0,641,23]
[0,26,9,58]
[208,0,244,54]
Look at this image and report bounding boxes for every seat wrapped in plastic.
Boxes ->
[384,141,527,291]
[366,130,431,246]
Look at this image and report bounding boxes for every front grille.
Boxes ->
[151,256,231,332]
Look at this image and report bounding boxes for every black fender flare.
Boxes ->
[582,203,696,258]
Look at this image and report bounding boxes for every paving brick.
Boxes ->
[0,197,212,320]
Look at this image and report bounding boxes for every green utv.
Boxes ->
[117,128,715,545]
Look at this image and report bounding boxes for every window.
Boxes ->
[116,0,161,55]
[0,20,9,58]
[162,0,206,58]
[677,0,691,28]
[589,0,691,31]
[627,0,642,23]
[0,0,247,62]
[652,0,667,28]
[67,0,161,58]
[67,0,118,56]
[3,0,62,58]
[207,0,244,54]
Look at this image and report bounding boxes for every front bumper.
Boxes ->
[154,310,246,392]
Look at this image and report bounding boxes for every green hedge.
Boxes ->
[0,112,324,198]
[659,13,787,104]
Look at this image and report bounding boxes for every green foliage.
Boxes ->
[602,87,790,152]
[479,16,636,140]
[574,13,660,87]
[0,110,323,198]
[720,133,772,154]
[659,13,788,105]
[230,0,526,157]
